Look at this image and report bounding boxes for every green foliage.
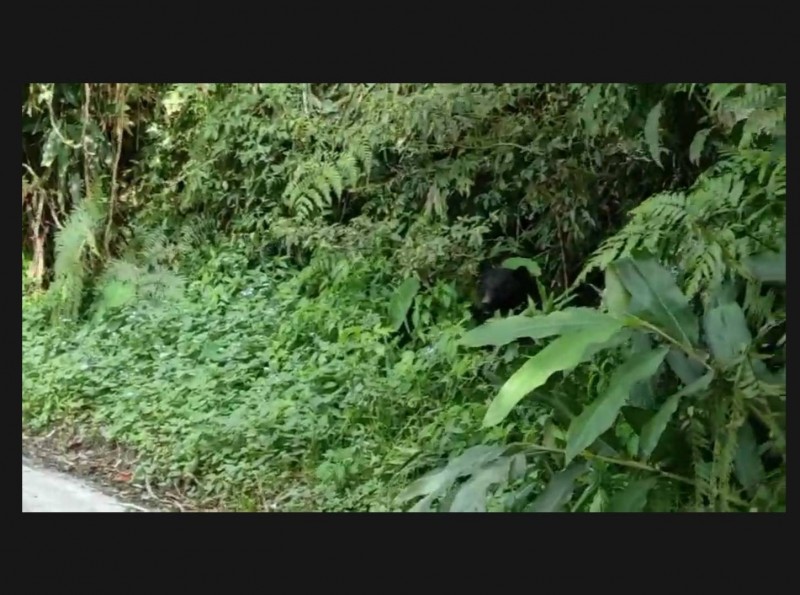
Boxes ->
[580,84,786,304]
[443,251,784,512]
[23,83,785,512]
[388,277,421,332]
[23,237,502,510]
[482,315,624,428]
[46,198,104,322]
[565,345,669,464]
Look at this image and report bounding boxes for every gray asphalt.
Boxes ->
[22,458,140,512]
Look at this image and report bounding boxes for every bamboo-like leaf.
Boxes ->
[461,308,619,348]
[607,477,658,512]
[612,257,698,347]
[733,421,766,495]
[744,248,785,284]
[666,348,706,385]
[482,320,624,428]
[603,265,630,316]
[448,456,517,513]
[396,445,506,511]
[628,331,658,409]
[639,371,714,460]
[565,346,669,464]
[528,461,590,512]
[501,257,541,277]
[703,302,752,368]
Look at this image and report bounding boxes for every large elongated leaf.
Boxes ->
[482,320,624,428]
[612,257,699,347]
[461,308,619,348]
[607,477,658,512]
[744,248,785,284]
[395,444,505,511]
[565,346,669,464]
[645,102,664,167]
[666,348,706,385]
[603,266,630,316]
[448,454,523,512]
[639,371,715,460]
[528,461,590,512]
[733,420,765,496]
[388,277,420,331]
[703,302,752,368]
[501,257,541,277]
[572,328,634,372]
[628,331,658,409]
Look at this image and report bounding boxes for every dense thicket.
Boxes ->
[22,83,785,511]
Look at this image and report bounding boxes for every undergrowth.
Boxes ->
[22,83,785,511]
[23,227,533,510]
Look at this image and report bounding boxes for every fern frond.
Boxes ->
[579,155,784,303]
[47,200,104,322]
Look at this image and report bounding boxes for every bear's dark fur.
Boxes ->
[473,262,536,322]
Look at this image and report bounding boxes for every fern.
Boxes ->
[708,84,786,160]
[281,135,375,221]
[581,84,785,302]
[90,225,187,320]
[47,199,104,323]
[580,165,784,303]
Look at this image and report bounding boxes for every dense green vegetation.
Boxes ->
[22,83,785,512]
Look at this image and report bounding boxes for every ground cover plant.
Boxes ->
[23,83,785,511]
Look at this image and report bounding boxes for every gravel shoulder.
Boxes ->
[22,427,182,512]
[23,458,142,512]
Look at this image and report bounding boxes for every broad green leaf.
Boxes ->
[572,328,634,371]
[751,359,786,387]
[505,483,537,513]
[771,135,786,159]
[409,492,439,512]
[396,444,505,510]
[733,421,765,495]
[439,444,507,477]
[612,257,699,347]
[448,456,517,513]
[482,320,624,427]
[565,346,669,464]
[639,371,714,459]
[607,477,658,512]
[461,308,619,348]
[689,128,711,165]
[703,302,752,368]
[645,102,664,167]
[396,467,451,508]
[707,278,738,307]
[628,331,658,409]
[589,489,607,512]
[528,461,590,512]
[508,452,527,480]
[501,257,541,277]
[744,249,785,284]
[666,348,706,385]
[603,266,630,316]
[387,277,420,332]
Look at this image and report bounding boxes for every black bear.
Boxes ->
[473,262,536,322]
